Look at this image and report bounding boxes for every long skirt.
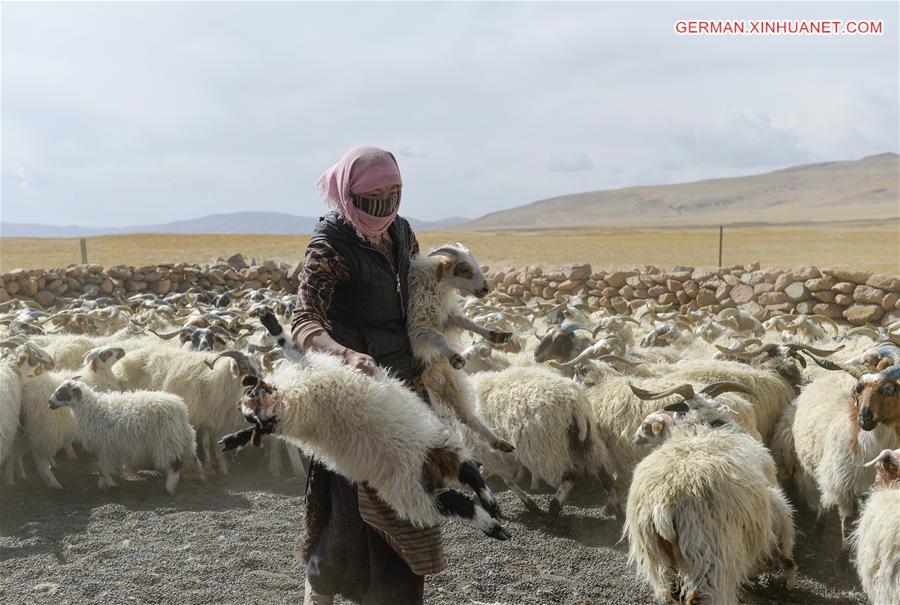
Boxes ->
[303,460,425,605]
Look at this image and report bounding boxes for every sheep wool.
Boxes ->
[625,424,795,605]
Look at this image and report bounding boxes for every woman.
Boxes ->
[290,145,444,605]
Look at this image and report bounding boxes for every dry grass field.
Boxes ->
[2,221,898,274]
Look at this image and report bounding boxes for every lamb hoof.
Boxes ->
[548,499,562,518]
[450,354,466,370]
[492,439,516,453]
[486,524,511,541]
[524,499,542,514]
[489,331,513,344]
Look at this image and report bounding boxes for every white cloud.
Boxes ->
[1,2,896,225]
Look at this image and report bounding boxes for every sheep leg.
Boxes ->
[548,472,577,517]
[435,489,510,541]
[97,458,118,489]
[267,436,283,476]
[64,443,78,460]
[287,445,307,479]
[769,489,798,589]
[32,454,63,489]
[838,500,855,550]
[415,330,466,368]
[164,459,181,495]
[597,469,623,518]
[503,478,541,514]
[463,411,515,453]
[212,432,230,475]
[457,459,499,517]
[449,314,511,344]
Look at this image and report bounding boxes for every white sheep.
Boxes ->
[791,362,900,545]
[221,352,510,540]
[852,447,900,605]
[465,365,618,516]
[406,244,514,452]
[624,382,797,605]
[48,378,199,494]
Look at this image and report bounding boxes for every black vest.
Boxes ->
[309,211,422,380]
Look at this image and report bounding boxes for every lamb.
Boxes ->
[18,345,125,489]
[791,360,900,545]
[852,448,900,605]
[465,365,619,516]
[406,244,514,452]
[624,382,797,605]
[48,378,199,494]
[220,352,510,540]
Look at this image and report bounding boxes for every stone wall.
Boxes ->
[2,255,898,326]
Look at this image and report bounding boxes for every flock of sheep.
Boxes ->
[2,244,899,605]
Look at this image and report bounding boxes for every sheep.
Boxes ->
[406,244,515,452]
[112,346,260,475]
[852,448,900,605]
[18,345,125,489]
[790,360,900,545]
[0,361,22,471]
[465,365,619,516]
[48,378,199,494]
[624,382,797,605]
[220,352,510,541]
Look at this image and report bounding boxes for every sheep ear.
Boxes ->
[650,420,664,437]
[72,386,81,398]
[663,400,690,413]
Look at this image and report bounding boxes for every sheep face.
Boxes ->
[429,244,489,298]
[855,365,900,432]
[49,379,85,409]
[533,326,585,363]
[83,346,125,372]
[633,410,675,445]
[864,448,900,488]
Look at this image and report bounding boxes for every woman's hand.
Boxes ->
[343,350,377,376]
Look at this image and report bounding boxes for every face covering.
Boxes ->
[315,145,403,239]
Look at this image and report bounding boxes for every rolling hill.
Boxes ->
[465,153,899,230]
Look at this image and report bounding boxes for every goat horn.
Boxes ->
[700,381,754,398]
[715,344,754,360]
[799,352,866,379]
[427,246,463,260]
[808,314,840,334]
[847,326,880,338]
[149,328,182,340]
[206,350,258,377]
[786,343,845,357]
[596,354,637,367]
[629,383,695,401]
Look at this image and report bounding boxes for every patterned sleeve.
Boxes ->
[290,239,351,348]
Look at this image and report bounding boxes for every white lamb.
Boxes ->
[48,378,199,494]
[220,352,510,540]
[624,382,797,605]
[852,447,900,605]
[465,365,619,516]
[406,244,515,452]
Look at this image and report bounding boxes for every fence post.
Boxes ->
[718,225,723,268]
[80,238,88,264]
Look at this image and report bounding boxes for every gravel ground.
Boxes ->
[1,452,868,605]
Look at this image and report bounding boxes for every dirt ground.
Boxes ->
[0,451,868,605]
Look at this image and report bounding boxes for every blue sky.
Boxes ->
[2,1,897,225]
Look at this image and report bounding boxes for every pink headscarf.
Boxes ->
[315,145,403,239]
